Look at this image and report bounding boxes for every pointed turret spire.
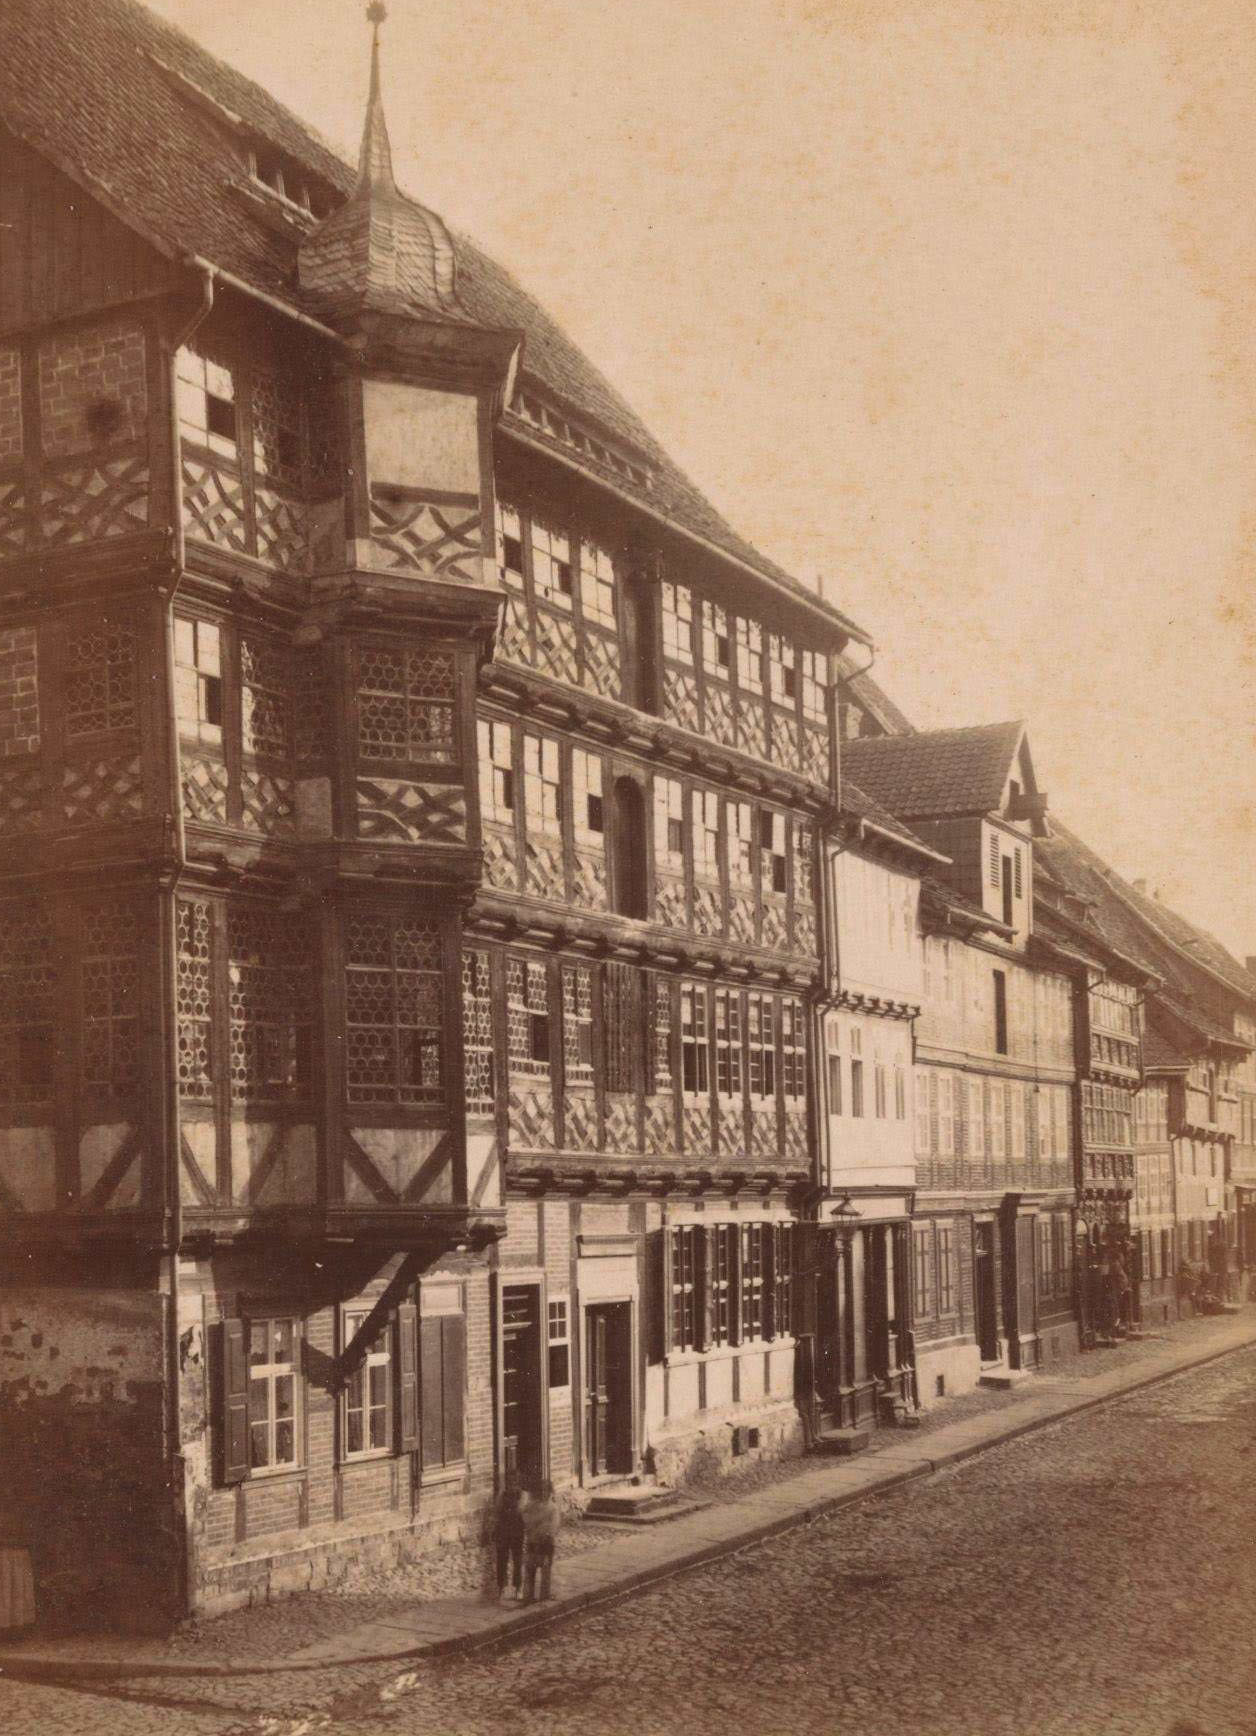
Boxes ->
[298,0,460,319]
[357,1,397,196]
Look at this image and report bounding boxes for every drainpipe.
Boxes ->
[162,260,214,1616]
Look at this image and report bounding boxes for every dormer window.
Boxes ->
[247,146,329,219]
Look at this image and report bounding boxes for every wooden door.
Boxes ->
[501,1285,543,1480]
[973,1221,1000,1363]
[585,1302,633,1476]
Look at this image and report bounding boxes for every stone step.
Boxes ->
[812,1425,874,1456]
[585,1485,707,1524]
[978,1369,1032,1390]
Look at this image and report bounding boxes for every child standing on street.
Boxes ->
[492,1470,524,1601]
[520,1478,560,1604]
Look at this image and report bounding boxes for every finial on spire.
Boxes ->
[357,0,396,195]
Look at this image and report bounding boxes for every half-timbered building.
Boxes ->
[0,0,875,1620]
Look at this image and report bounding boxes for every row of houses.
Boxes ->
[0,0,1252,1628]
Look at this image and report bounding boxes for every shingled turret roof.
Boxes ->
[841,721,1026,821]
[0,0,869,646]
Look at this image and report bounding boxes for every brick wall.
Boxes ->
[38,321,147,458]
[0,346,21,461]
[0,626,39,757]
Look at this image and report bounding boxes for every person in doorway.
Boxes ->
[492,1470,524,1601]
[520,1478,560,1604]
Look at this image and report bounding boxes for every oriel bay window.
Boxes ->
[227,901,313,1100]
[355,646,456,766]
[343,913,443,1105]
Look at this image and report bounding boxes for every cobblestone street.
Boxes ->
[3,1344,1254,1736]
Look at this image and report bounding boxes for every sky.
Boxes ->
[151,0,1256,965]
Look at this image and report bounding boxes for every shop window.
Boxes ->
[342,1309,392,1458]
[548,1299,570,1387]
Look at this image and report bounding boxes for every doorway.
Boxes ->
[501,1284,544,1481]
[584,1302,633,1477]
[973,1221,1000,1363]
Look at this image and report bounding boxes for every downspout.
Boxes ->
[162,260,214,1616]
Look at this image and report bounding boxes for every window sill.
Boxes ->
[420,1462,467,1488]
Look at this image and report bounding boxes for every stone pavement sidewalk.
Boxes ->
[2,1307,1253,1693]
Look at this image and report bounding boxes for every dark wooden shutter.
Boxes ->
[441,1315,466,1464]
[700,1224,717,1350]
[221,1317,250,1486]
[396,1302,419,1455]
[420,1315,444,1470]
[646,1227,670,1363]
[794,1221,818,1338]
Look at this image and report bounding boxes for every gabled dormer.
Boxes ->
[842,721,1047,951]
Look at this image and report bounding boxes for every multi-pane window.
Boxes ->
[81,899,140,1095]
[227,902,313,1100]
[478,719,515,821]
[700,600,730,677]
[741,1222,768,1340]
[562,964,595,1084]
[990,1080,1006,1159]
[714,989,743,1100]
[680,983,709,1097]
[357,648,455,764]
[970,1078,985,1157]
[251,366,303,484]
[0,898,55,1106]
[800,649,826,723]
[580,540,616,629]
[651,977,673,1092]
[240,636,292,760]
[343,915,442,1104]
[775,1223,794,1336]
[174,617,223,745]
[936,1227,955,1314]
[176,348,237,456]
[894,1064,907,1121]
[530,519,574,607]
[692,789,721,880]
[850,1027,864,1119]
[1037,1218,1055,1299]
[63,624,138,741]
[342,1310,391,1457]
[496,502,525,589]
[523,733,562,836]
[176,897,213,1101]
[874,1060,887,1119]
[547,1298,570,1388]
[710,1223,736,1346]
[572,749,604,847]
[781,999,805,1105]
[793,821,813,909]
[828,1047,843,1117]
[671,1225,702,1350]
[735,617,763,694]
[507,956,551,1077]
[748,993,776,1104]
[767,635,796,704]
[661,582,694,665]
[462,949,494,1115]
[248,1318,297,1471]
[729,801,755,890]
[761,811,787,896]
[654,777,685,873]
[913,1226,934,1318]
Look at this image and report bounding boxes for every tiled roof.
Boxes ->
[0,0,869,645]
[841,721,1024,820]
[1142,1027,1190,1072]
[840,780,942,860]
[1043,821,1256,1011]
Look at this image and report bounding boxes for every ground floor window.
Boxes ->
[936,1225,956,1315]
[342,1309,392,1457]
[248,1317,299,1471]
